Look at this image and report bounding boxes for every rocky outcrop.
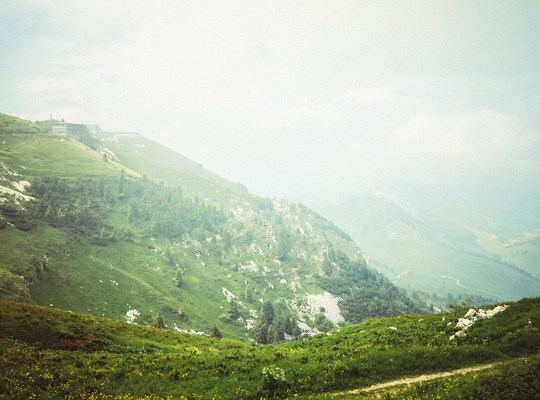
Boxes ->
[450,305,508,340]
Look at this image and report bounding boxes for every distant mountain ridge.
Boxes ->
[312,190,540,306]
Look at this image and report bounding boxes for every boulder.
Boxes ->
[456,318,473,329]
[486,305,508,318]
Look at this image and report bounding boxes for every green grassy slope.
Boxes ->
[0,113,46,134]
[0,117,138,307]
[0,224,71,301]
[0,113,419,342]
[0,133,136,179]
[309,357,539,399]
[0,297,538,399]
[94,130,247,199]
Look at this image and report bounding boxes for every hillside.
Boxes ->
[0,112,420,341]
[0,113,46,135]
[312,191,540,308]
[0,296,538,399]
[93,128,247,199]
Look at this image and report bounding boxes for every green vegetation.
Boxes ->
[305,356,539,399]
[0,114,423,341]
[93,130,247,199]
[0,113,537,399]
[314,192,540,304]
[28,175,226,243]
[377,357,539,400]
[0,133,131,179]
[320,250,420,322]
[0,297,538,399]
[0,113,45,134]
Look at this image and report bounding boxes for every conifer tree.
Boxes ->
[154,315,165,329]
[211,326,222,338]
[228,300,240,320]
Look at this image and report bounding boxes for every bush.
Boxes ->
[261,365,288,397]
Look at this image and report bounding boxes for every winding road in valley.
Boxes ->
[429,274,510,301]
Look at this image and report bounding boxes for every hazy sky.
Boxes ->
[1,0,539,212]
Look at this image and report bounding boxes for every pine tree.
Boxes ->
[262,301,275,325]
[154,315,165,329]
[228,300,240,320]
[244,287,254,303]
[252,319,268,344]
[267,320,285,343]
[211,326,222,338]
[174,269,183,288]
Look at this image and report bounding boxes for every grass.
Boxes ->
[0,113,45,135]
[93,130,245,199]
[0,127,366,341]
[0,224,72,301]
[0,296,538,399]
[304,356,539,399]
[365,356,539,400]
[0,133,136,180]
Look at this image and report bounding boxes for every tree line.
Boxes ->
[1,175,226,245]
[320,250,422,323]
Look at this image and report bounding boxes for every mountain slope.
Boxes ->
[94,129,247,198]
[0,296,537,399]
[0,112,46,134]
[0,112,420,341]
[312,191,540,305]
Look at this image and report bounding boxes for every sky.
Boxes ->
[1,0,539,223]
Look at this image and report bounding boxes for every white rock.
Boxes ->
[456,318,473,329]
[306,292,344,324]
[222,287,236,302]
[125,309,140,324]
[486,305,508,318]
[464,309,477,318]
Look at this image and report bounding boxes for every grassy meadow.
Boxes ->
[0,297,538,399]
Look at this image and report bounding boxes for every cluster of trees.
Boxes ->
[29,176,115,242]
[118,177,226,240]
[6,175,228,245]
[410,290,495,312]
[0,204,36,231]
[219,300,241,322]
[252,301,301,344]
[320,250,421,323]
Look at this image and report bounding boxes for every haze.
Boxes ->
[1,0,539,231]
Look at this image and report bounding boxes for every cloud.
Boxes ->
[387,110,538,163]
[1,0,539,208]
[343,87,399,106]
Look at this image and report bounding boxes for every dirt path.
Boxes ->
[347,362,497,395]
